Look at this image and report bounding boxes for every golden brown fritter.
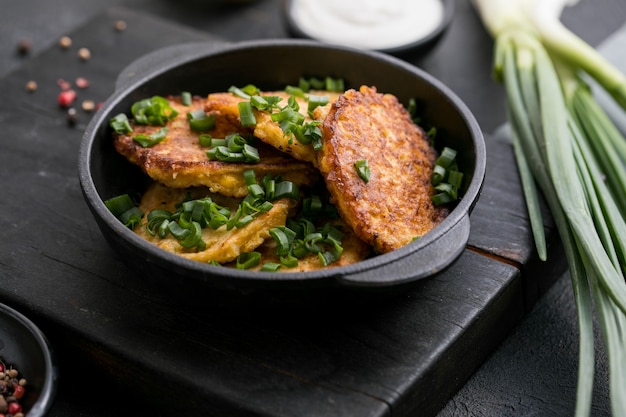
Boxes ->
[204,90,340,166]
[134,182,295,264]
[113,96,320,197]
[317,86,449,253]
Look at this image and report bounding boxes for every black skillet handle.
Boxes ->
[335,214,470,288]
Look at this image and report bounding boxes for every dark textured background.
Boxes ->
[2,0,625,415]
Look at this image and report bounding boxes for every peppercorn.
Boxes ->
[114,20,127,31]
[12,386,24,400]
[16,39,32,55]
[57,78,71,91]
[75,77,90,89]
[25,81,37,92]
[67,108,78,126]
[82,100,95,112]
[58,90,77,108]
[78,47,91,61]
[7,402,21,415]
[59,36,72,49]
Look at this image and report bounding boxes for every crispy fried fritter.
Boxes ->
[113,96,320,197]
[134,182,295,264]
[318,86,449,253]
[204,91,340,166]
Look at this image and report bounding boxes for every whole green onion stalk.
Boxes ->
[472,0,626,416]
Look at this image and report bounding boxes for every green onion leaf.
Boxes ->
[238,101,256,127]
[104,194,137,218]
[187,110,216,132]
[355,159,370,183]
[236,252,261,270]
[133,127,168,148]
[181,91,192,106]
[109,113,133,134]
[119,207,143,229]
[131,96,178,126]
[261,262,281,272]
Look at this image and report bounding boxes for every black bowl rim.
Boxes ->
[281,0,456,54]
[79,39,485,287]
[0,302,57,417]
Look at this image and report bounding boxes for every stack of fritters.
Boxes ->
[112,85,447,270]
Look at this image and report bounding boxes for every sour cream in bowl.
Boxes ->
[283,0,455,54]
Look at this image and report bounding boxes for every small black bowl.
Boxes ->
[78,39,485,304]
[282,0,455,55]
[0,303,58,416]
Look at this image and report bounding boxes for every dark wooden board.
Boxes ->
[0,7,564,417]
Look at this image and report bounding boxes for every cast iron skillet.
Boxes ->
[78,39,485,303]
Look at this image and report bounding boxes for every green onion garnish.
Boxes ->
[236,252,261,270]
[104,194,136,218]
[131,96,178,126]
[430,146,463,205]
[355,159,370,183]
[104,194,143,229]
[109,113,133,134]
[261,262,281,272]
[238,101,256,127]
[187,110,216,132]
[307,95,329,115]
[181,91,192,106]
[133,127,168,148]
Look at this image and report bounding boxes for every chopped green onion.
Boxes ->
[228,84,260,99]
[285,85,306,98]
[133,127,168,148]
[431,192,455,206]
[236,252,261,270]
[431,164,446,186]
[273,181,299,200]
[179,221,204,249]
[304,76,326,90]
[198,134,213,147]
[131,96,178,126]
[248,183,265,199]
[307,95,329,114]
[187,110,216,132]
[243,169,257,186]
[435,147,457,169]
[167,221,190,240]
[269,227,293,256]
[238,101,256,127]
[109,113,133,134]
[325,77,345,92]
[104,194,137,218]
[117,207,143,229]
[280,254,299,268]
[447,170,464,190]
[181,91,192,106]
[354,159,370,183]
[261,262,281,272]
[146,209,172,236]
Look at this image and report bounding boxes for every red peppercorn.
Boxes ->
[12,385,24,400]
[75,77,90,89]
[7,402,21,415]
[0,363,4,373]
[57,78,71,91]
[58,89,77,108]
